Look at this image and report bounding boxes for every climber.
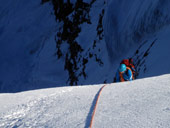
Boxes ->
[120,58,136,75]
[115,64,134,82]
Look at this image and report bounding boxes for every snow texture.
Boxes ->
[0,74,170,127]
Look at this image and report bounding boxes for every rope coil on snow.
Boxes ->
[90,85,107,128]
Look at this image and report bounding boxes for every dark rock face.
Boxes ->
[132,39,157,78]
[52,0,93,85]
[41,0,106,86]
[41,0,50,4]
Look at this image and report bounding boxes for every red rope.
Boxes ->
[90,85,107,128]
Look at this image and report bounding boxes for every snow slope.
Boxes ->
[0,0,111,92]
[1,0,170,92]
[104,0,170,60]
[0,0,58,92]
[104,0,170,81]
[0,74,170,128]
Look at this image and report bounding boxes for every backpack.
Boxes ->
[120,58,135,74]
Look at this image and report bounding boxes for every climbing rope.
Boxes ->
[90,85,107,128]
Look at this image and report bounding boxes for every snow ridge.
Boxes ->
[0,75,170,127]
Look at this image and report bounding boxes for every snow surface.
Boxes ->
[0,74,170,127]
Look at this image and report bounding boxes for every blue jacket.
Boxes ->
[115,68,133,82]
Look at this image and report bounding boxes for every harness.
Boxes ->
[119,67,134,82]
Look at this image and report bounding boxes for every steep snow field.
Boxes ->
[0,0,110,92]
[0,74,170,128]
[1,0,170,92]
[0,0,58,92]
